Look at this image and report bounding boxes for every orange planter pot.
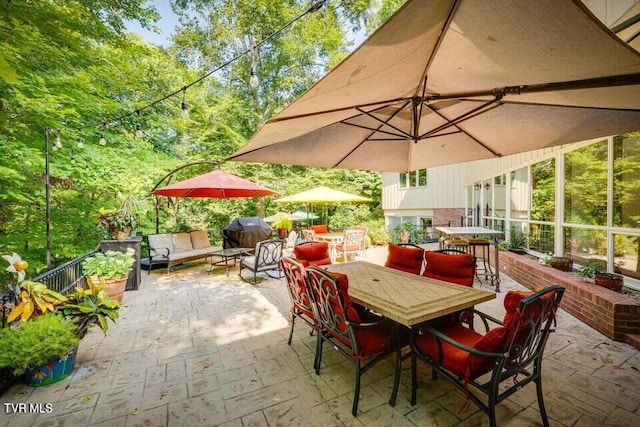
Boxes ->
[90,274,128,303]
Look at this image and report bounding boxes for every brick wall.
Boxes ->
[433,208,466,228]
[495,248,640,342]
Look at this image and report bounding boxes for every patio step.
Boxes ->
[624,333,640,350]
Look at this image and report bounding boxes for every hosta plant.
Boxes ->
[82,248,135,280]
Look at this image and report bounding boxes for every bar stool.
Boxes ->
[468,238,496,286]
[444,237,470,253]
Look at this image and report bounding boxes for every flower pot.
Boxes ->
[551,257,573,272]
[24,346,77,387]
[278,228,288,239]
[594,272,624,292]
[90,274,128,303]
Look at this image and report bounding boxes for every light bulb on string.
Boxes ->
[249,65,259,88]
[99,123,107,146]
[135,110,144,138]
[249,36,259,89]
[55,130,62,149]
[181,88,190,120]
[77,129,84,148]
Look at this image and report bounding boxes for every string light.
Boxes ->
[249,37,259,89]
[181,88,189,120]
[76,0,329,139]
[77,128,84,148]
[135,110,144,138]
[54,130,62,149]
[99,123,107,146]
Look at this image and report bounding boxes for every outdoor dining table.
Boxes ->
[315,233,344,263]
[435,226,504,292]
[324,261,495,406]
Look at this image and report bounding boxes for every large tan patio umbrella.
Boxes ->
[229,0,640,172]
[275,186,371,224]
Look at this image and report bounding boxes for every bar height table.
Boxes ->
[435,226,504,292]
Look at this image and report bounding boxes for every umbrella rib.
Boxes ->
[332,101,412,168]
[423,103,502,157]
[348,103,413,138]
[420,99,503,139]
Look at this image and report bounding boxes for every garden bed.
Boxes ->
[494,248,640,345]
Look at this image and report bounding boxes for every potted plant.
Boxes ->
[578,259,624,292]
[82,248,135,303]
[272,214,293,239]
[507,229,528,255]
[60,278,120,339]
[0,313,79,386]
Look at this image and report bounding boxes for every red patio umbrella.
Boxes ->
[151,169,277,198]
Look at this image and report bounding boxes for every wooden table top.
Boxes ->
[325,261,495,327]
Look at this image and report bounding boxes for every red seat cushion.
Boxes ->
[295,242,331,266]
[311,224,329,234]
[416,289,551,380]
[324,271,391,356]
[385,244,423,275]
[415,323,505,380]
[422,251,475,286]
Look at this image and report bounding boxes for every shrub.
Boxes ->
[0,314,78,376]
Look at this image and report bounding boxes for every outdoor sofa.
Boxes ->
[146,230,220,273]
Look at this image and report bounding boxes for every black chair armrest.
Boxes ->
[472,309,504,332]
[420,324,508,359]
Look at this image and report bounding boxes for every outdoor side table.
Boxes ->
[209,248,253,276]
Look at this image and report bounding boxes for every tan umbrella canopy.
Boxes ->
[229,0,640,172]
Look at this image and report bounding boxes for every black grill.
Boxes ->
[223,217,272,249]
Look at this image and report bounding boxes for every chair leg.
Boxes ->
[314,335,323,375]
[536,375,550,427]
[352,360,362,416]
[287,313,295,345]
[389,325,402,406]
[411,352,417,405]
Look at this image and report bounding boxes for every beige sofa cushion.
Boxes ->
[172,233,193,252]
[190,230,211,249]
[148,234,173,258]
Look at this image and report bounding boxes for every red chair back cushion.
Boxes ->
[385,244,423,275]
[294,242,331,266]
[422,251,475,286]
[311,224,329,234]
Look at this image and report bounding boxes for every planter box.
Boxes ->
[550,257,573,272]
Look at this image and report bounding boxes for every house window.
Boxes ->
[399,169,428,188]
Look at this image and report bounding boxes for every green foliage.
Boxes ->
[507,228,528,249]
[0,313,78,376]
[0,0,390,270]
[8,281,67,324]
[365,219,390,246]
[577,259,606,280]
[271,214,293,231]
[82,248,135,280]
[60,278,120,338]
